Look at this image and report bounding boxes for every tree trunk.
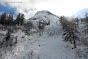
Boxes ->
[73,39,76,48]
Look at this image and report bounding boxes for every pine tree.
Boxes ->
[38,20,45,36]
[81,13,88,45]
[5,30,11,41]
[8,13,14,25]
[60,16,79,48]
[20,14,24,25]
[1,13,7,24]
[16,13,21,25]
[16,13,24,25]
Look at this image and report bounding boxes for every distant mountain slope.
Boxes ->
[26,10,62,35]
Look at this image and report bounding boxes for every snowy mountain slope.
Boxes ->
[3,30,77,59]
[0,10,86,59]
[27,10,60,26]
[27,10,62,35]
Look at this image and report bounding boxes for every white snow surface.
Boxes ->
[4,30,76,59]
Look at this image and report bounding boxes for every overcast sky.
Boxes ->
[0,0,88,19]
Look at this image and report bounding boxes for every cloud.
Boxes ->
[35,0,88,16]
[0,11,4,15]
[0,0,37,19]
[0,0,88,19]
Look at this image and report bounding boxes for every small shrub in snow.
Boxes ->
[38,19,50,36]
[0,30,17,48]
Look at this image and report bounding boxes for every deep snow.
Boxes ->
[3,30,76,59]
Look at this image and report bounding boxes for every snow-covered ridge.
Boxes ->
[26,10,61,35]
[35,10,54,16]
[27,10,60,26]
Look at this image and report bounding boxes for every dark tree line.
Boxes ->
[0,13,24,26]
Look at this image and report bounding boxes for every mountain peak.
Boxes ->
[35,10,53,16]
[28,10,60,26]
